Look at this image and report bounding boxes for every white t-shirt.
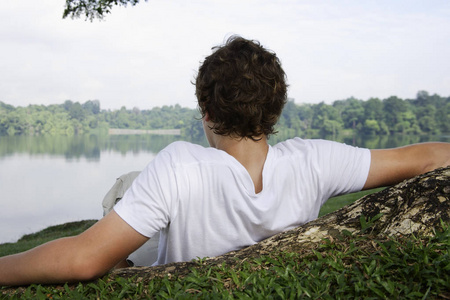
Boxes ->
[114,138,371,265]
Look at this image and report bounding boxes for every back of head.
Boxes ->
[195,36,288,140]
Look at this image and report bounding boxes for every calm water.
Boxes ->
[0,133,448,244]
[0,134,198,244]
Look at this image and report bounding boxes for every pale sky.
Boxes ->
[1,0,450,110]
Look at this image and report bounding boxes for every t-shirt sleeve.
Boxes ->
[309,139,371,203]
[113,149,178,238]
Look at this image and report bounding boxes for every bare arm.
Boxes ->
[0,211,148,286]
[363,142,450,190]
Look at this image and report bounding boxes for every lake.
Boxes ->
[0,132,448,244]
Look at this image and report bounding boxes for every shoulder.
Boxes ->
[159,141,223,164]
[271,138,370,168]
[162,141,211,156]
[272,138,335,154]
[162,141,202,153]
[272,138,371,195]
[274,137,367,153]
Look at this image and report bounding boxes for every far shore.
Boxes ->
[108,128,181,135]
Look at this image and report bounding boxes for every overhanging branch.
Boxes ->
[63,0,145,21]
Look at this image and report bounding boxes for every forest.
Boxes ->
[0,90,448,138]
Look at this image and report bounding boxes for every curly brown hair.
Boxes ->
[195,36,288,140]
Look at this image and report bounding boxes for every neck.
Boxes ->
[215,135,268,158]
[214,135,269,193]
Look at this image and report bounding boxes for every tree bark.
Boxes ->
[110,166,450,283]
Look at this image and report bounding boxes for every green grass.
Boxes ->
[3,224,449,299]
[2,190,449,299]
[0,220,97,257]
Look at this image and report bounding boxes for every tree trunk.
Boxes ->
[110,166,450,283]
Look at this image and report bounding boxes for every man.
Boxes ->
[0,36,449,286]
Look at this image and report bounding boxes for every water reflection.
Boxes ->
[0,134,209,161]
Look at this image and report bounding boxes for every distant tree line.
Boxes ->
[277,90,449,138]
[0,100,196,136]
[0,91,448,137]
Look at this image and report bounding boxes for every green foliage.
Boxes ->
[359,213,384,234]
[3,224,449,299]
[0,101,101,136]
[276,90,448,136]
[0,100,198,138]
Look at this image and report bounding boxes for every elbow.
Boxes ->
[425,143,450,173]
[422,155,450,174]
[407,142,450,176]
[422,162,438,174]
[76,269,107,283]
[69,258,111,283]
